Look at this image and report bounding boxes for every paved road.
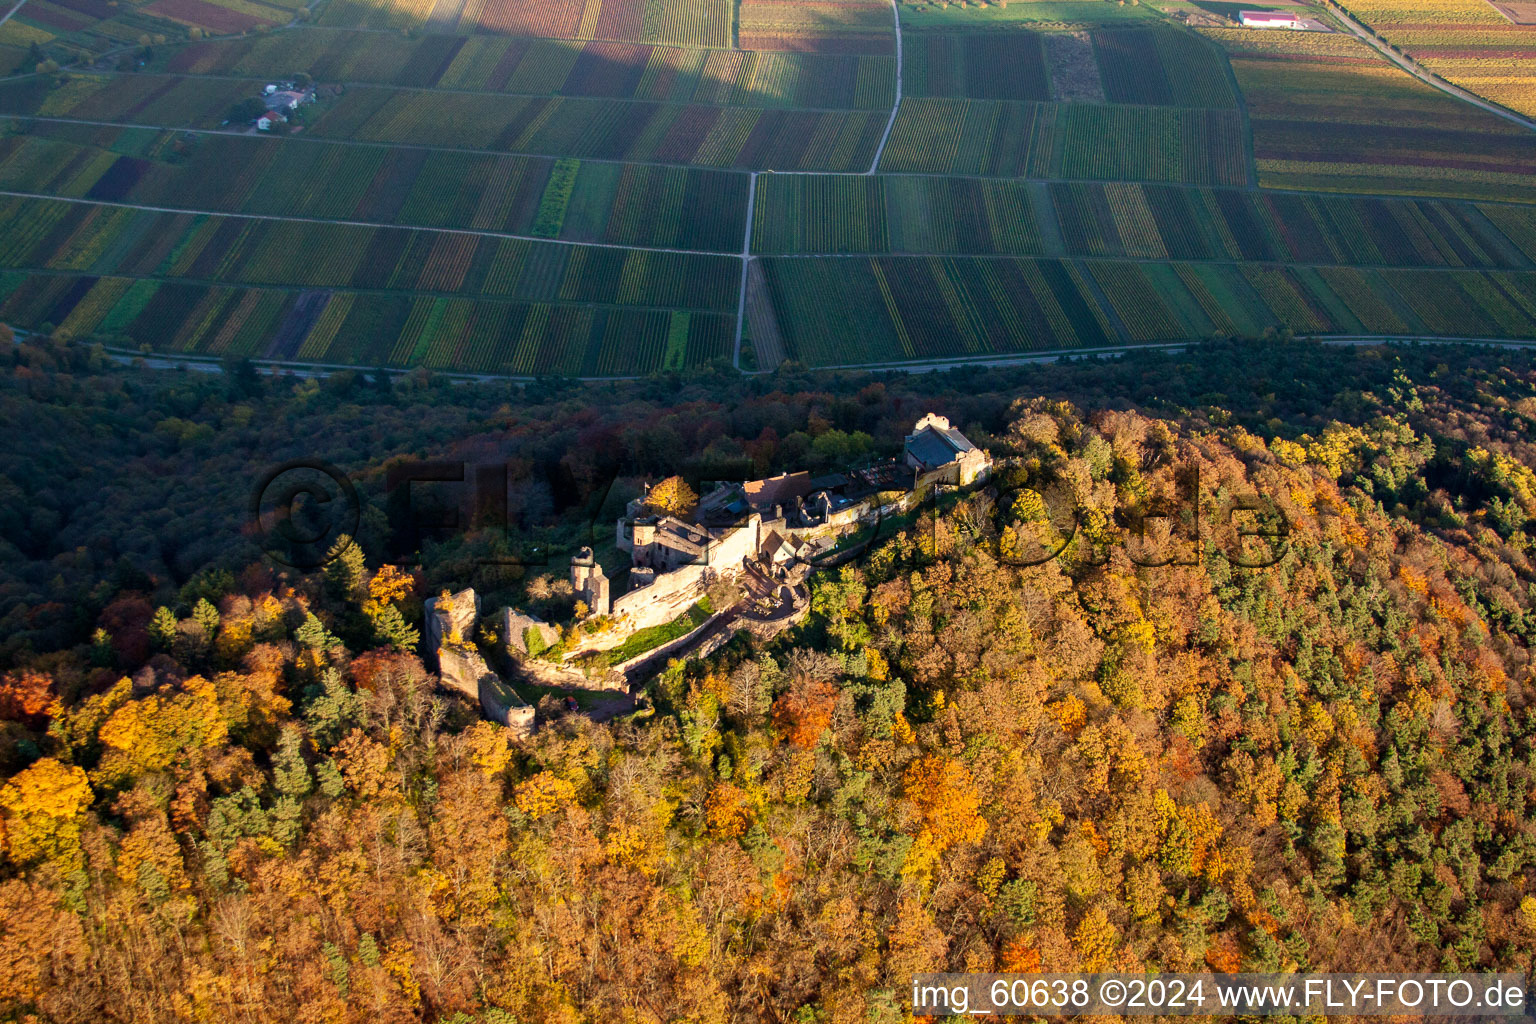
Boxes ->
[867,0,903,174]
[783,334,1536,376]
[1327,3,1536,132]
[94,344,645,383]
[80,335,1536,385]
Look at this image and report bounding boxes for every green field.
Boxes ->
[760,255,1536,365]
[1,0,1536,372]
[162,30,899,109]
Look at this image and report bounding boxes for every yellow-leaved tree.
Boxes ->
[513,771,576,818]
[0,757,92,868]
[644,476,698,517]
[94,676,228,785]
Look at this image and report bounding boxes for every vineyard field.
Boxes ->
[7,0,1536,375]
[316,0,733,47]
[0,271,734,374]
[1208,27,1536,202]
[1339,0,1536,118]
[904,32,1052,100]
[1089,28,1238,107]
[752,172,1536,267]
[900,25,1237,107]
[164,30,897,108]
[0,74,887,172]
[738,0,896,55]
[0,195,740,313]
[878,99,1247,184]
[0,126,752,252]
[1046,181,1534,267]
[752,174,1049,254]
[761,255,1536,365]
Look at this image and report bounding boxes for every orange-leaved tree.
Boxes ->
[770,678,837,749]
[902,754,987,879]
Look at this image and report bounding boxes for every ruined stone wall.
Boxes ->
[424,588,480,664]
[500,608,560,655]
[610,562,710,634]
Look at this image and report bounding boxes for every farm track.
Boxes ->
[0,188,731,257]
[0,0,27,28]
[1326,3,1536,133]
[867,0,901,174]
[733,172,758,366]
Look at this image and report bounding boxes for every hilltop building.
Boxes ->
[904,412,990,485]
[591,413,991,632]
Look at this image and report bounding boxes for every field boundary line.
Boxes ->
[867,0,902,174]
[0,189,735,258]
[1324,2,1536,133]
[0,114,855,177]
[0,0,27,28]
[734,171,758,368]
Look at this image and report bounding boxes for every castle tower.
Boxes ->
[570,547,611,616]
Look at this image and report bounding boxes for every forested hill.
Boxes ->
[5,338,1536,1020]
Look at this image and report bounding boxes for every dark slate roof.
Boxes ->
[906,424,976,468]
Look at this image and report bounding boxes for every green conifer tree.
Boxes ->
[149,607,177,650]
[271,726,312,800]
[369,602,420,653]
[294,612,338,652]
[192,598,220,637]
[324,535,368,601]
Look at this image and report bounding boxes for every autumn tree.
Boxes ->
[770,677,837,749]
[514,771,576,818]
[0,758,91,868]
[0,669,52,726]
[644,476,698,517]
[902,754,987,879]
